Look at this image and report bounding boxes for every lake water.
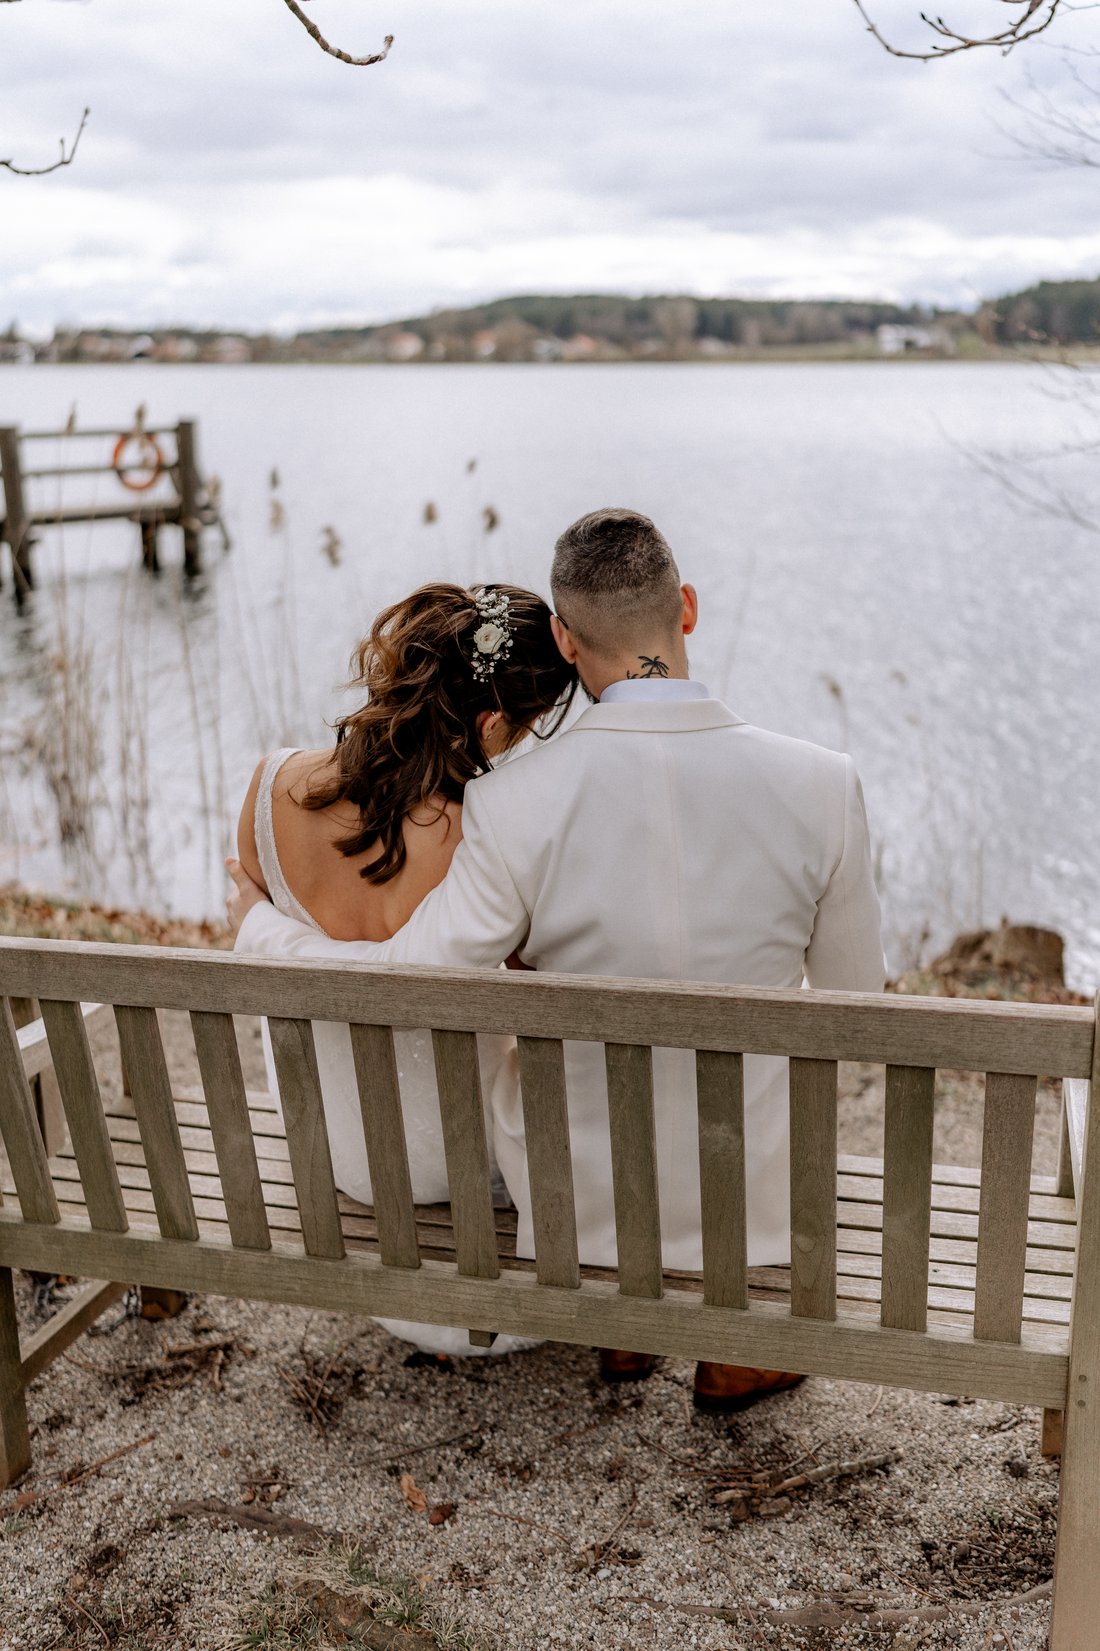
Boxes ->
[1,361,1098,988]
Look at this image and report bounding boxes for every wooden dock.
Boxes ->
[0,418,228,604]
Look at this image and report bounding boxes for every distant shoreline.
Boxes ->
[3,348,1094,368]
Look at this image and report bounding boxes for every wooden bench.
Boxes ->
[0,936,1096,1649]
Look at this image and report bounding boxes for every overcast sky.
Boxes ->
[2,0,1099,331]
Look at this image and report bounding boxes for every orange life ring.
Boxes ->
[113,430,164,492]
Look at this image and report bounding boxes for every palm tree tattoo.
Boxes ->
[626,655,671,679]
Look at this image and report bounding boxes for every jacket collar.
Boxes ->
[571,697,746,734]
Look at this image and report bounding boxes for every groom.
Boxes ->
[228,507,885,1408]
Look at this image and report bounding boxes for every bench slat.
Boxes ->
[696,1049,747,1310]
[114,1006,198,1243]
[880,1065,935,1332]
[190,1012,270,1252]
[789,1057,837,1320]
[974,1072,1038,1344]
[0,1210,1072,1406]
[432,1030,498,1282]
[39,999,127,1233]
[0,999,60,1225]
[516,1037,579,1289]
[350,1024,419,1270]
[267,1017,344,1261]
[605,1043,662,1299]
[0,942,1090,1076]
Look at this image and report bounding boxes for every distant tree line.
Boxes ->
[297,294,953,359]
[984,280,1100,346]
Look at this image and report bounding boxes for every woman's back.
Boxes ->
[239,746,462,942]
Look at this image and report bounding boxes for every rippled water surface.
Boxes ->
[1,361,1097,985]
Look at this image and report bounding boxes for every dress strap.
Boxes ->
[254,749,328,935]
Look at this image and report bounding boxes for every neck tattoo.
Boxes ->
[625,654,671,680]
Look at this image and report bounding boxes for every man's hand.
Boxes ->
[226,857,269,936]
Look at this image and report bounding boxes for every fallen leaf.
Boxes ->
[429,1502,456,1526]
[400,1473,428,1514]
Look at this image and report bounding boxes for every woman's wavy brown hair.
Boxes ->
[303,582,576,884]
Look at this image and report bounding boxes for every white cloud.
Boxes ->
[1,0,1099,328]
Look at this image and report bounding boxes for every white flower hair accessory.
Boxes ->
[469,588,514,680]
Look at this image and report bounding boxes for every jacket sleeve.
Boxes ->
[234,782,529,969]
[804,756,886,992]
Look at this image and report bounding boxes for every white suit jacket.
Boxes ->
[237,696,885,1270]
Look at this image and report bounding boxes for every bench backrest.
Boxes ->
[0,938,1095,1409]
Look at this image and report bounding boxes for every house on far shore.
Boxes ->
[385,330,426,362]
[0,336,34,365]
[876,322,955,357]
[204,335,252,364]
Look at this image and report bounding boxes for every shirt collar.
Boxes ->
[599,677,711,704]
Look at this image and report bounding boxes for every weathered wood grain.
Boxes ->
[696,1049,747,1310]
[19,1280,129,1384]
[39,999,127,1233]
[789,1057,838,1320]
[190,1012,270,1252]
[0,940,1089,1075]
[974,1073,1038,1344]
[605,1043,662,1299]
[0,1267,30,1487]
[0,999,60,1225]
[432,1030,498,1282]
[0,1213,1071,1408]
[113,1006,197,1243]
[880,1065,935,1332]
[516,1037,579,1289]
[349,1024,418,1269]
[267,1018,344,1261]
[1050,998,1100,1650]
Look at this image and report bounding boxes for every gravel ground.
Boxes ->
[0,1016,1064,1651]
[0,1276,1059,1651]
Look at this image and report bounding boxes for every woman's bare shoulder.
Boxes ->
[274,747,334,804]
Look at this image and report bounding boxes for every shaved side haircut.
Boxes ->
[550,508,683,655]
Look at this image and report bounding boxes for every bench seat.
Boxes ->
[2,1081,1075,1346]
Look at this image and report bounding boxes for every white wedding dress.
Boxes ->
[250,749,536,1357]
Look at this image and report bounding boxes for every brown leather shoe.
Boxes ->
[598,1348,658,1383]
[693,1362,805,1413]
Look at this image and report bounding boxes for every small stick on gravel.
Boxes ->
[615,1578,1053,1629]
[168,1497,333,1543]
[712,1448,901,1504]
[362,1426,487,1467]
[64,1597,109,1646]
[17,1433,156,1505]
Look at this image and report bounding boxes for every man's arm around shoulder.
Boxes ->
[232,784,529,970]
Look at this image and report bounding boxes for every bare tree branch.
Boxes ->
[280,0,393,66]
[1000,61,1100,166]
[853,0,1065,58]
[0,106,88,175]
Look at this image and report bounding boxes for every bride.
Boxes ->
[234,581,576,1353]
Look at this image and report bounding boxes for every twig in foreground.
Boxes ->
[281,0,392,66]
[1,108,89,176]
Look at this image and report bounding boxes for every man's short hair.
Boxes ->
[550,508,682,653]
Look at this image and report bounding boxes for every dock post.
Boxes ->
[176,420,202,578]
[0,426,33,603]
[140,517,161,574]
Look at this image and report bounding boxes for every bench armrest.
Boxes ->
[1061,1076,1090,1199]
[18,1001,113,1081]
